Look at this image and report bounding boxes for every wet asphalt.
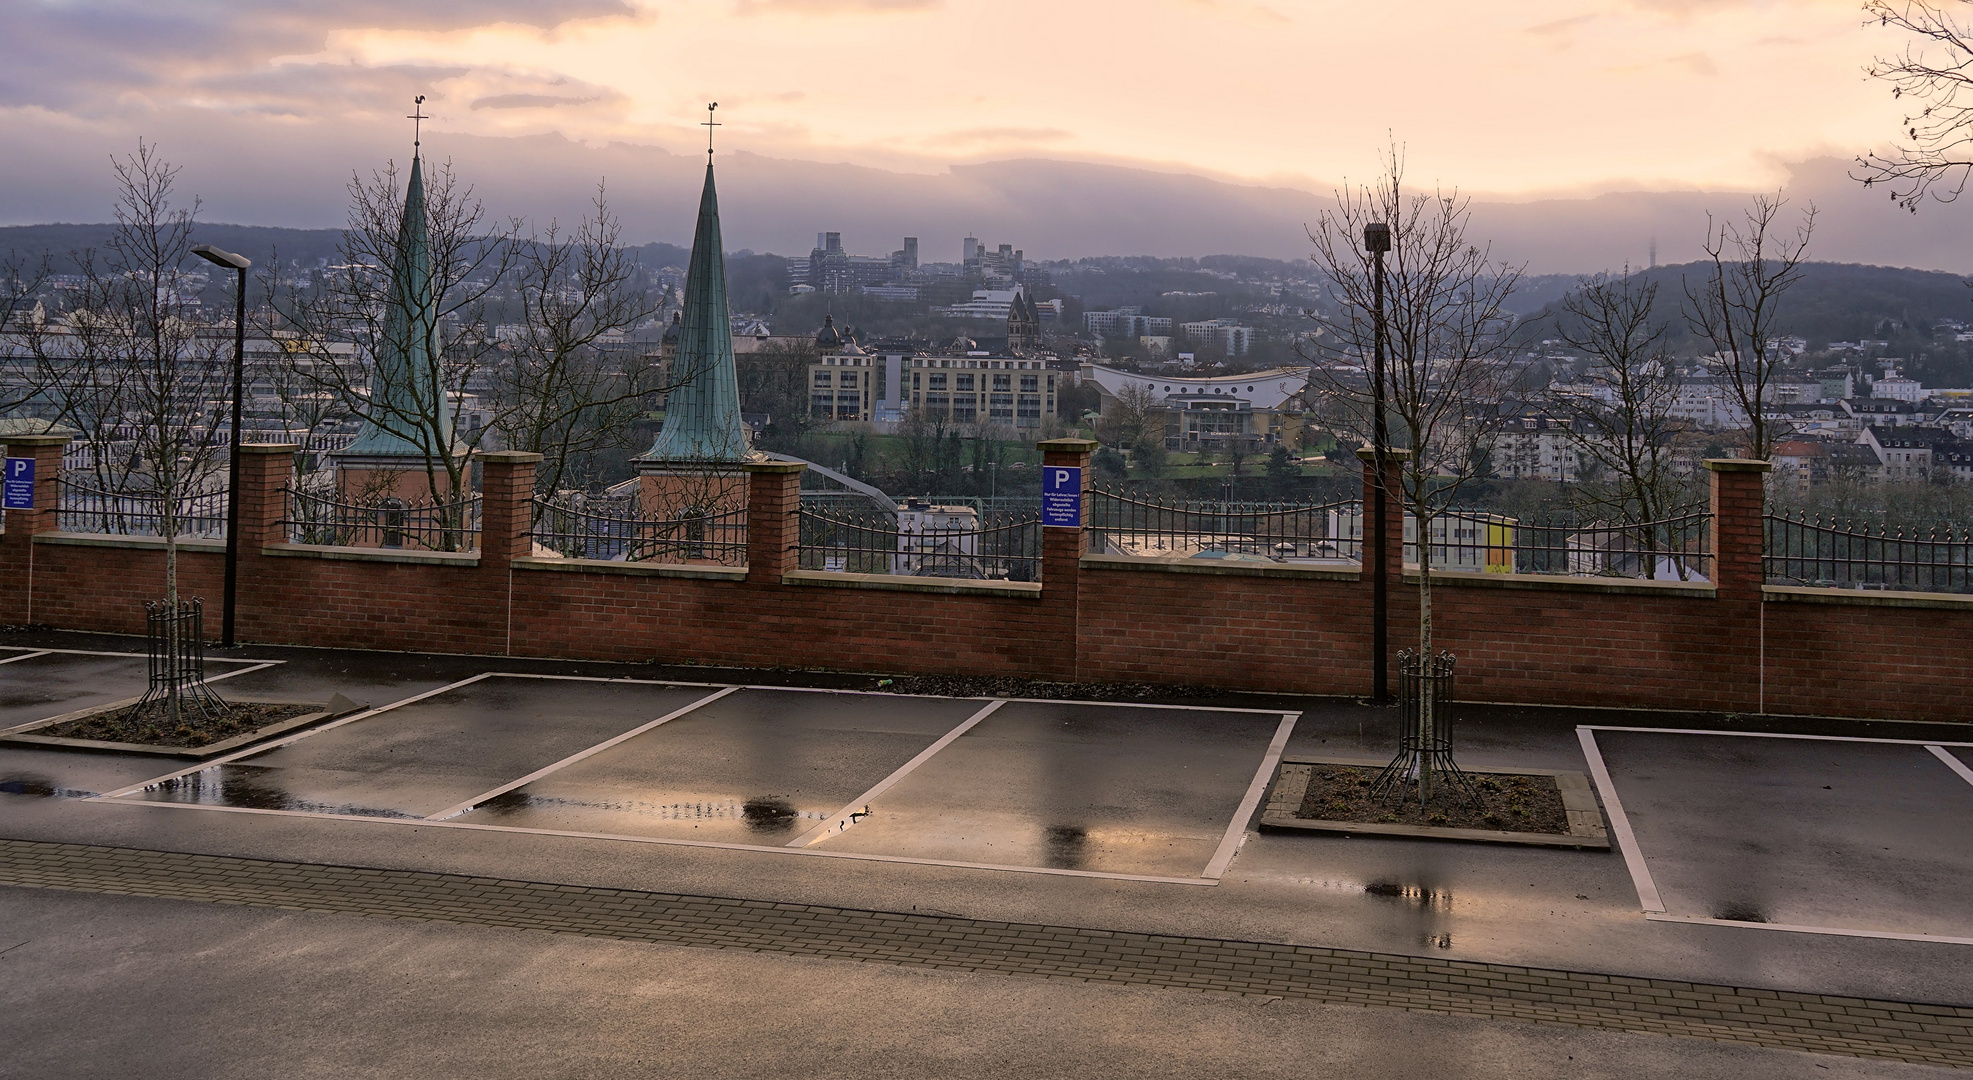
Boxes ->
[3,631,1972,1012]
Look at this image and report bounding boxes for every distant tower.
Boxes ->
[963,236,980,264]
[634,107,756,553]
[903,237,918,269]
[333,108,468,514]
[1648,238,1658,270]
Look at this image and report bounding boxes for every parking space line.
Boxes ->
[1584,724,1973,748]
[1927,744,1973,790]
[790,699,1008,848]
[202,661,282,685]
[0,650,51,665]
[99,798,1219,886]
[423,685,742,821]
[1576,727,1666,913]
[91,672,502,800]
[1646,912,1973,947]
[1203,712,1299,879]
[485,672,730,688]
[0,647,281,664]
[747,683,1290,715]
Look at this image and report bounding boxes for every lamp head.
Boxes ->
[1363,223,1391,253]
[192,244,251,271]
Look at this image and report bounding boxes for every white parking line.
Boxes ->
[0,650,51,665]
[92,672,501,800]
[96,798,1220,887]
[1928,744,1973,790]
[791,699,1007,848]
[424,686,741,821]
[0,647,281,664]
[1583,724,1973,748]
[1646,912,1973,947]
[1203,712,1300,879]
[1576,726,1666,913]
[746,683,1290,715]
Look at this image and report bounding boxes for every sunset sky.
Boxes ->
[0,0,1956,268]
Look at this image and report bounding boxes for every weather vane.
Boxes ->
[409,95,428,148]
[703,102,719,161]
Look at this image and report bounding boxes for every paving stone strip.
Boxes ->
[1,839,1968,1068]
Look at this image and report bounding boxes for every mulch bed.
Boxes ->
[873,674,1231,702]
[37,701,320,749]
[1295,763,1571,834]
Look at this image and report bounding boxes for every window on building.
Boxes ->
[813,371,832,386]
[835,392,860,420]
[953,396,978,423]
[929,373,947,391]
[812,393,834,417]
[990,393,1014,420]
[1020,375,1038,393]
[956,374,975,392]
[840,372,858,389]
[1017,395,1041,422]
[992,374,1011,392]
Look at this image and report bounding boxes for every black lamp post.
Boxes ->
[1364,222,1391,704]
[192,244,251,648]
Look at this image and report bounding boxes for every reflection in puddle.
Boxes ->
[147,765,420,818]
[0,774,97,799]
[1364,880,1455,911]
[473,789,825,828]
[1044,824,1088,869]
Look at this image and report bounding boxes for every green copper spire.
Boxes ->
[343,151,452,459]
[639,161,749,464]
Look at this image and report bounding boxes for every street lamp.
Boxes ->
[192,243,251,649]
[1363,222,1391,704]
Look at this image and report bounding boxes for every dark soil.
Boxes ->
[874,674,1229,702]
[1295,764,1571,834]
[37,700,320,749]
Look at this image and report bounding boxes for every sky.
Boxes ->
[0,0,1964,271]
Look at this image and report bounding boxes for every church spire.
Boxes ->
[639,134,749,464]
[342,126,450,462]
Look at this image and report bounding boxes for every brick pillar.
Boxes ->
[1357,447,1412,698]
[743,460,805,581]
[235,445,298,551]
[1039,437,1096,683]
[1705,458,1770,601]
[1,433,71,625]
[477,451,541,570]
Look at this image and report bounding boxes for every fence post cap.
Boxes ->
[1703,458,1772,473]
[476,450,543,465]
[741,460,806,475]
[1354,447,1414,463]
[1037,438,1098,453]
[239,443,302,455]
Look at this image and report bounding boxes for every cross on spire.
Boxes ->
[703,102,719,161]
[409,95,428,149]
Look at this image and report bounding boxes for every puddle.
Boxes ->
[742,797,800,833]
[465,789,825,827]
[0,774,97,799]
[147,765,421,818]
[1363,880,1455,911]
[1713,901,1769,923]
[1043,824,1088,869]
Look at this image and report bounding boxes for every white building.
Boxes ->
[1180,319,1257,356]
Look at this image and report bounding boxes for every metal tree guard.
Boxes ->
[132,598,227,722]
[1369,649,1478,808]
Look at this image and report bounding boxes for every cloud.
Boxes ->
[471,94,603,110]
[732,0,940,12]
[1526,14,1596,36]
[923,127,1075,147]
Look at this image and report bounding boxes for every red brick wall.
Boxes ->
[5,440,1966,723]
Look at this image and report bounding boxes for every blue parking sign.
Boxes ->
[2,457,33,510]
[1041,465,1081,528]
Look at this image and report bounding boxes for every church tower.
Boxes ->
[634,108,757,552]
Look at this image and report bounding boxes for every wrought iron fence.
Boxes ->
[1427,510,1712,580]
[798,505,1042,581]
[1764,512,1973,593]
[532,494,747,565]
[57,480,227,538]
[1088,488,1364,563]
[282,488,481,551]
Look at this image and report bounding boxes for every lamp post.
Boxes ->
[192,244,252,648]
[1364,222,1391,704]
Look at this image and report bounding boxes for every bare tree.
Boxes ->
[494,185,665,500]
[1857,0,1973,208]
[1,250,59,419]
[1303,153,1524,671]
[270,155,518,510]
[32,143,232,724]
[736,338,822,450]
[1682,195,1815,461]
[1544,269,1698,577]
[1097,381,1162,451]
